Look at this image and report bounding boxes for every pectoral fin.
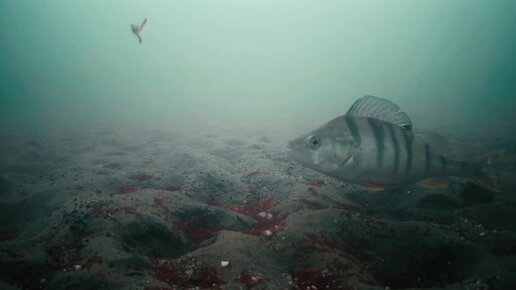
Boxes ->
[360,182,386,191]
[471,150,504,192]
[419,178,448,189]
[474,174,500,192]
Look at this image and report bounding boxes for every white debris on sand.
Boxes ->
[220,260,230,268]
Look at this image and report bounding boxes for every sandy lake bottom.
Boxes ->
[1,127,516,290]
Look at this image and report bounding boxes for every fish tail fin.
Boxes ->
[472,150,505,192]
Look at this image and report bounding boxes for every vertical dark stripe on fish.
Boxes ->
[345,116,361,145]
[441,156,447,172]
[387,124,400,173]
[367,118,385,168]
[402,129,413,175]
[425,143,432,171]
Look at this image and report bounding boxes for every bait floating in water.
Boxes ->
[288,95,502,191]
[131,18,147,44]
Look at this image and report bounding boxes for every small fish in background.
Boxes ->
[288,95,503,191]
[131,18,147,44]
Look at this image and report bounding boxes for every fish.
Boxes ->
[288,95,503,191]
[131,18,147,44]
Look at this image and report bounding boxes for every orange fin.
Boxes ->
[470,150,504,192]
[361,182,386,191]
[474,174,500,192]
[419,179,448,189]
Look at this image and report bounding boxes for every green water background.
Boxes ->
[1,0,515,137]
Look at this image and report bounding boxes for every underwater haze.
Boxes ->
[2,0,516,136]
[2,1,516,289]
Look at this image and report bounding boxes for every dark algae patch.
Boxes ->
[172,208,222,244]
[120,220,192,259]
[147,256,224,289]
[372,241,480,288]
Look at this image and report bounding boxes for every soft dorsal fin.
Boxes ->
[346,95,413,130]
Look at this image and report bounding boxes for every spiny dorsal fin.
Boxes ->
[346,95,413,130]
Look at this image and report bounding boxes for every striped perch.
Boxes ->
[288,96,502,191]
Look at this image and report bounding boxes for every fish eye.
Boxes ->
[310,136,320,147]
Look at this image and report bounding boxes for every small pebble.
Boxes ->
[220,260,230,267]
[263,230,273,237]
[258,212,273,220]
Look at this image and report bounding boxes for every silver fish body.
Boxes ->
[288,96,495,187]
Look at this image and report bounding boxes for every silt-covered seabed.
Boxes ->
[1,126,516,290]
